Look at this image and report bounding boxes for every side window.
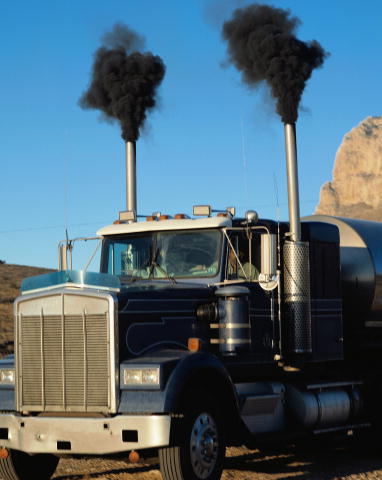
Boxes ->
[226,235,239,279]
[107,239,151,276]
[226,231,260,281]
[250,234,261,280]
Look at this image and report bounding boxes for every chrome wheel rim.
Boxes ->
[189,412,219,479]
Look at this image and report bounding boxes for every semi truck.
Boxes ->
[0,128,381,480]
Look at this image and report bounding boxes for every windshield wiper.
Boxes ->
[147,248,177,284]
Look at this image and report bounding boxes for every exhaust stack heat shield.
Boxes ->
[283,241,312,354]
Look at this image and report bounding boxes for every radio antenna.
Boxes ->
[273,172,280,221]
[273,171,281,267]
[63,129,70,234]
[240,116,249,206]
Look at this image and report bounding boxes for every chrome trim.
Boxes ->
[217,323,250,329]
[210,323,251,329]
[82,310,88,410]
[0,413,171,454]
[61,295,66,409]
[226,338,251,344]
[40,308,45,410]
[365,321,382,327]
[210,338,250,344]
[15,288,119,414]
[23,282,120,295]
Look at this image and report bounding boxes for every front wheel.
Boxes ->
[159,396,225,480]
[0,449,59,480]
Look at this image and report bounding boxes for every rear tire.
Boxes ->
[0,449,58,480]
[159,393,225,480]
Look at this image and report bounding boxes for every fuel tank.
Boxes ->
[304,215,382,325]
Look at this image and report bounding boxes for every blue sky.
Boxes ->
[0,0,381,269]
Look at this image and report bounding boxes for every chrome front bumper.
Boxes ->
[0,413,171,454]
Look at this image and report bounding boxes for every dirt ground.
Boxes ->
[52,444,382,480]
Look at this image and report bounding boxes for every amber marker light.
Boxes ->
[159,214,170,220]
[174,213,187,219]
[188,337,202,352]
[129,450,140,463]
[0,448,9,459]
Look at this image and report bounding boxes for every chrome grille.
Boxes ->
[17,293,113,413]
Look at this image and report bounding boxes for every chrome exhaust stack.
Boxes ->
[126,141,137,221]
[282,123,312,356]
[284,123,301,242]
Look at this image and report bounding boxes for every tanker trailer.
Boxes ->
[304,215,382,363]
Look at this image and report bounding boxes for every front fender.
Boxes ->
[163,351,239,413]
[118,350,239,416]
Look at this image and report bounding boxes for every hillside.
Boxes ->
[316,116,382,219]
[0,263,54,356]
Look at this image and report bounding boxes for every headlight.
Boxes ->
[123,367,160,388]
[0,369,15,385]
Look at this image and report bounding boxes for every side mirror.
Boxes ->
[259,233,278,290]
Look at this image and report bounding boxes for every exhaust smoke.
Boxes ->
[79,23,166,142]
[222,3,328,123]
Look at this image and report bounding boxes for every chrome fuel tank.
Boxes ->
[304,215,382,323]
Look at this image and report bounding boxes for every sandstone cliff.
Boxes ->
[315,116,382,220]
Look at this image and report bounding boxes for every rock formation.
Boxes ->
[315,116,382,220]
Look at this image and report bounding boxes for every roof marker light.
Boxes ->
[119,210,136,222]
[193,205,211,216]
[193,206,235,217]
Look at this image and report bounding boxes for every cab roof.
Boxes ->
[97,216,232,236]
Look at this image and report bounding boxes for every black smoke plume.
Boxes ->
[222,4,328,123]
[79,23,165,141]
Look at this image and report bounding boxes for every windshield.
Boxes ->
[101,229,222,281]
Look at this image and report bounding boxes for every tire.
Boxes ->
[159,393,225,480]
[0,449,59,480]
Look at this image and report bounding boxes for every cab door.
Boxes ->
[225,229,276,362]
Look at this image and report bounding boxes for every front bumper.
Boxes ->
[0,413,171,454]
